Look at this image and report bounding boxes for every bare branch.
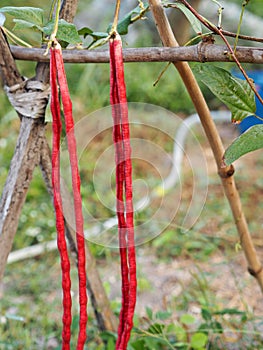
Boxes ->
[8,44,263,64]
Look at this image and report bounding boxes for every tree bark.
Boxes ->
[0,28,47,280]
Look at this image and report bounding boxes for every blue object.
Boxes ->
[233,70,263,133]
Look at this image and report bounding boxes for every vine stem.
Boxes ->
[111,0,121,34]
[44,0,61,55]
[148,0,263,292]
[233,0,247,52]
[51,0,61,41]
[177,0,263,107]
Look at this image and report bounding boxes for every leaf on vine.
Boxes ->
[116,14,133,35]
[0,13,6,26]
[78,27,108,40]
[0,7,43,26]
[13,19,43,32]
[44,19,82,45]
[163,2,202,34]
[192,64,256,122]
[223,124,263,166]
[107,2,149,36]
[88,36,110,50]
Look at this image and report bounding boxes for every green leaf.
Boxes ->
[180,314,196,325]
[106,338,115,350]
[90,31,108,40]
[163,2,202,34]
[148,322,165,334]
[78,27,108,40]
[155,310,172,320]
[88,36,109,50]
[13,19,43,32]
[78,26,93,38]
[130,339,146,350]
[116,14,133,35]
[174,3,202,34]
[211,321,223,334]
[190,332,208,349]
[43,19,82,45]
[107,2,149,36]
[213,308,246,316]
[192,64,256,122]
[223,124,263,165]
[0,13,6,26]
[172,325,187,342]
[0,7,43,26]
[201,308,212,321]
[146,306,153,320]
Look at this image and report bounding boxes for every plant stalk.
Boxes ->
[149,0,263,292]
[111,0,121,34]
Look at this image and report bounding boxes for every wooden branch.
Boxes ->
[149,0,263,292]
[0,30,24,86]
[60,0,78,23]
[9,44,263,64]
[0,28,46,280]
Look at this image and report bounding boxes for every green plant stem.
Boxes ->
[44,0,61,55]
[233,2,246,52]
[153,62,171,86]
[149,0,263,293]
[111,0,121,35]
[51,0,61,41]
[2,27,32,48]
[131,2,149,23]
[49,0,57,22]
[211,0,224,28]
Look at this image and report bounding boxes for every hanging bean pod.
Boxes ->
[50,41,88,350]
[109,33,137,350]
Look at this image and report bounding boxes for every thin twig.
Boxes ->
[164,3,263,43]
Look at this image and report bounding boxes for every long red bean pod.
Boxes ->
[50,41,88,349]
[109,33,137,350]
[50,46,72,350]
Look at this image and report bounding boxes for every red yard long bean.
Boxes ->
[50,41,88,350]
[50,47,72,350]
[110,33,137,350]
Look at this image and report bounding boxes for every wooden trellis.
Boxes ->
[1,0,263,336]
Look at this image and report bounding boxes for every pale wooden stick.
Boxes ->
[149,0,263,292]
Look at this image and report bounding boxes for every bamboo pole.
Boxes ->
[148,0,263,292]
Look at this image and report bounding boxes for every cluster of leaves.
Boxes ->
[0,6,81,45]
[0,3,149,48]
[124,305,250,350]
